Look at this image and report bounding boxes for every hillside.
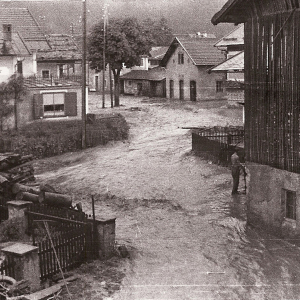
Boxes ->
[1,0,234,39]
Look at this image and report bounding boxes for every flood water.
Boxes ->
[35,96,300,300]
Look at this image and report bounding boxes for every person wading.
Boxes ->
[231,149,246,195]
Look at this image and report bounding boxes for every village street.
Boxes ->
[34,95,300,300]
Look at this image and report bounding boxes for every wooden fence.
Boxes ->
[192,126,244,165]
[25,204,95,281]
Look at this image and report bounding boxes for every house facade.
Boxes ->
[212,0,300,238]
[210,25,244,106]
[160,36,226,101]
[120,67,166,97]
[0,8,51,82]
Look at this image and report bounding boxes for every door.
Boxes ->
[95,76,99,92]
[170,80,174,99]
[190,81,196,101]
[179,80,184,100]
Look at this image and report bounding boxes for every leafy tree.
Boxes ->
[0,82,13,132]
[88,17,153,106]
[142,17,173,46]
[6,74,27,131]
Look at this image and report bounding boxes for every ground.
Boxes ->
[33,95,300,300]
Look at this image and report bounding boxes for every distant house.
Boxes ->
[148,47,169,69]
[120,67,166,97]
[160,36,226,101]
[210,25,244,106]
[37,34,82,80]
[0,8,82,129]
[0,8,50,82]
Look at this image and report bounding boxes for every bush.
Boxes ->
[0,114,129,158]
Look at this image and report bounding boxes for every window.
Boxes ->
[42,70,50,79]
[16,61,23,75]
[43,93,65,117]
[140,58,144,67]
[216,81,224,93]
[178,53,184,64]
[283,189,297,220]
[128,80,132,86]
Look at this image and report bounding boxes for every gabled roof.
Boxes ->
[215,24,244,47]
[161,36,225,67]
[0,8,50,51]
[37,34,82,61]
[209,51,244,72]
[120,67,166,81]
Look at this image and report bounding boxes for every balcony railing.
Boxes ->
[24,75,82,88]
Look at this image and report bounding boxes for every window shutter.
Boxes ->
[33,94,43,119]
[65,92,77,116]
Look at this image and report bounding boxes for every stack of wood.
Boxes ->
[0,153,73,209]
[0,153,35,198]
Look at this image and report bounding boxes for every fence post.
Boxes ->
[96,218,116,260]
[2,243,41,292]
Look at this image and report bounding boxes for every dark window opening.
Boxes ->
[42,70,50,79]
[17,61,23,75]
[178,53,184,64]
[284,189,297,220]
[216,81,224,93]
[44,104,64,113]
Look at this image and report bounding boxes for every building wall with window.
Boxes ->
[247,162,300,238]
[2,86,82,130]
[164,45,226,100]
[37,61,81,79]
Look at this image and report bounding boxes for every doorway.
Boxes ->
[190,81,196,101]
[179,80,184,100]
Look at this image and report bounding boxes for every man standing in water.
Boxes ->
[231,149,246,195]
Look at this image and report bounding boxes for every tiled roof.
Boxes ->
[0,8,50,51]
[0,32,30,55]
[215,25,244,47]
[37,34,82,61]
[120,67,166,81]
[209,51,244,72]
[177,36,225,66]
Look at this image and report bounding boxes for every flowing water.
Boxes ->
[35,96,300,300]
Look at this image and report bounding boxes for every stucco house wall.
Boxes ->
[247,163,300,238]
[164,44,226,100]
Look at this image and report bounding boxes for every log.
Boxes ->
[39,192,72,208]
[15,192,39,203]
[12,183,40,195]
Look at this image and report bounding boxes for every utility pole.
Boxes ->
[81,0,87,149]
[102,1,107,109]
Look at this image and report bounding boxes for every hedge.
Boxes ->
[0,114,129,159]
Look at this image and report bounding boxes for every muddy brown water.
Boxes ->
[35,96,300,300]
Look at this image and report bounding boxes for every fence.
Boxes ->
[36,223,92,281]
[192,126,244,165]
[25,204,95,281]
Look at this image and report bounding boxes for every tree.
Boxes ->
[0,82,13,132]
[88,17,153,107]
[142,17,173,46]
[6,74,27,131]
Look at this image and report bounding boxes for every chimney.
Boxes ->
[2,24,12,54]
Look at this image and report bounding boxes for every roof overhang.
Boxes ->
[211,0,250,25]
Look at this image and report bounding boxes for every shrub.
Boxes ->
[0,114,129,158]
